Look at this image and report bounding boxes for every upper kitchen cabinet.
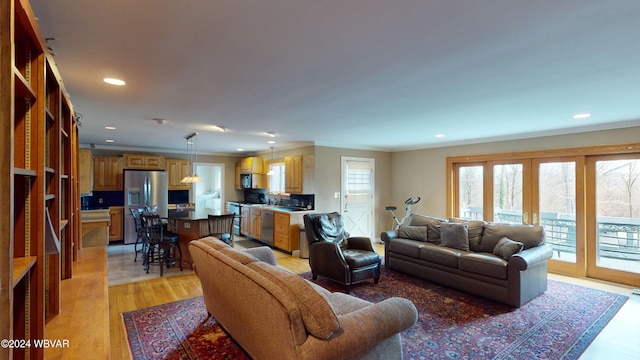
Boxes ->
[166,159,191,190]
[79,149,93,194]
[93,156,123,191]
[123,153,165,170]
[285,155,303,193]
[240,156,264,174]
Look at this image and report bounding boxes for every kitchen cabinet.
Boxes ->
[249,206,262,240]
[240,156,264,174]
[235,162,242,190]
[273,211,303,253]
[166,159,191,190]
[109,206,124,242]
[285,155,303,193]
[79,149,93,194]
[235,161,266,190]
[93,156,123,191]
[240,204,251,235]
[123,153,165,170]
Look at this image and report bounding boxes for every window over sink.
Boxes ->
[268,162,286,193]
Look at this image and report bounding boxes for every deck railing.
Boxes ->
[459,209,640,261]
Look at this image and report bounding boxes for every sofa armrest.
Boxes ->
[328,297,417,352]
[509,244,553,271]
[244,246,277,266]
[380,230,398,243]
[347,236,374,251]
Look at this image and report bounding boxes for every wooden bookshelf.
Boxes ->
[1,0,80,358]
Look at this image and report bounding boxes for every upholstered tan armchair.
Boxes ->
[303,212,381,292]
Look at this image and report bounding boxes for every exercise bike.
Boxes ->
[385,196,421,230]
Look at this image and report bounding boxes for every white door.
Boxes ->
[341,157,375,239]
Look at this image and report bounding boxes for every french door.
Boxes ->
[450,146,640,286]
[586,155,640,285]
[453,157,586,276]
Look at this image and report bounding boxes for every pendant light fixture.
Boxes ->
[181,132,202,183]
[266,146,275,176]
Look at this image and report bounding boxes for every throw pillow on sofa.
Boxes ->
[439,222,470,251]
[448,218,485,251]
[493,237,524,260]
[409,214,446,244]
[398,225,428,241]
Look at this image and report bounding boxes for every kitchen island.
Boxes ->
[167,209,233,269]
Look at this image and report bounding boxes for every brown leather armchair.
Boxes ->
[304,212,381,292]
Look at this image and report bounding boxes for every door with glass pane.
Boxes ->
[532,158,584,275]
[491,160,530,224]
[341,157,375,239]
[456,164,485,220]
[587,155,640,286]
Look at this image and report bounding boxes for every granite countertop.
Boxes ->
[168,209,233,221]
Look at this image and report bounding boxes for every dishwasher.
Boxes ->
[261,209,274,246]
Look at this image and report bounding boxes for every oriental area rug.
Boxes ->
[123,268,627,360]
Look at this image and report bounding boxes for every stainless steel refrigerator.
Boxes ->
[123,170,168,244]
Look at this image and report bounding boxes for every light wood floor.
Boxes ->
[59,239,640,359]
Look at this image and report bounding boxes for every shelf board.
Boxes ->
[61,174,69,179]
[13,167,37,177]
[13,256,37,287]
[45,166,55,174]
[45,194,55,201]
[60,219,69,230]
[45,107,55,123]
[61,128,69,138]
[13,68,36,100]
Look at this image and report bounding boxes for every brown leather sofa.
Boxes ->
[381,214,553,307]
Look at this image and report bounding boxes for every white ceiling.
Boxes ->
[31,0,640,156]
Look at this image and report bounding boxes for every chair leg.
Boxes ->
[312,274,318,280]
[176,243,183,271]
[344,284,351,293]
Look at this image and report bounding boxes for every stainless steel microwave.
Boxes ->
[240,173,253,189]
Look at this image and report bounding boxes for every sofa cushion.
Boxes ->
[448,218,485,252]
[458,253,508,279]
[388,238,424,258]
[479,223,545,252]
[248,262,341,340]
[439,222,470,251]
[219,247,259,265]
[419,243,461,268]
[398,225,428,241]
[342,249,381,267]
[409,214,446,244]
[493,237,524,260]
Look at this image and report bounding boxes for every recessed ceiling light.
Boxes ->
[103,77,126,86]
[435,134,446,138]
[237,148,244,152]
[104,126,116,130]
[212,125,227,132]
[153,118,167,125]
[266,132,277,137]
[573,113,591,119]
[105,139,115,143]
[267,140,276,144]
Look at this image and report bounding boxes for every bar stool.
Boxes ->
[130,208,145,262]
[207,213,235,246]
[141,214,182,276]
